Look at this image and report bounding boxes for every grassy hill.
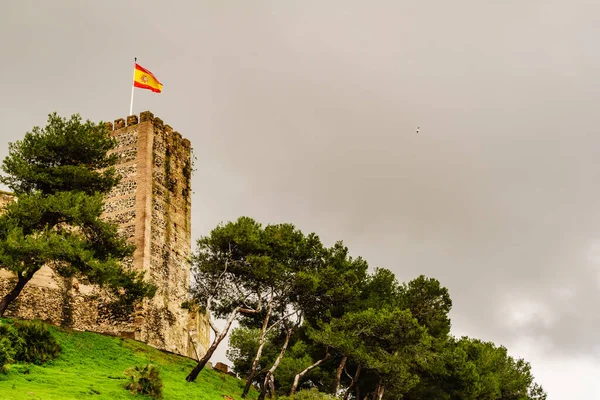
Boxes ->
[0,319,256,400]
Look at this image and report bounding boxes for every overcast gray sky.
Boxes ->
[2,1,600,397]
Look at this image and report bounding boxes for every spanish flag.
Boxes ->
[133,63,163,93]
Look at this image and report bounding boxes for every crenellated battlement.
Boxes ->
[105,112,191,150]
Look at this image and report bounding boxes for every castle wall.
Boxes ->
[0,112,210,359]
[0,192,13,209]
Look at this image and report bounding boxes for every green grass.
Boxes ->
[0,319,257,400]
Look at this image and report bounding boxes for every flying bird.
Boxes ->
[416,126,420,134]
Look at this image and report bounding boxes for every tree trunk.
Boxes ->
[186,307,239,382]
[261,374,275,400]
[0,272,31,317]
[334,355,348,394]
[257,382,267,400]
[343,364,361,400]
[268,374,276,400]
[290,348,330,395]
[376,382,385,400]
[257,327,293,400]
[242,299,273,398]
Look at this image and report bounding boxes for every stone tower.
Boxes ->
[0,111,209,359]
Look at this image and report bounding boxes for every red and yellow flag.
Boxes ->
[133,63,163,93]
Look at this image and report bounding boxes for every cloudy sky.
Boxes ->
[3,1,600,397]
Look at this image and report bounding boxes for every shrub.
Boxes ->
[0,322,25,352]
[278,388,338,400]
[13,320,61,364]
[0,336,14,374]
[124,364,163,399]
[0,321,24,373]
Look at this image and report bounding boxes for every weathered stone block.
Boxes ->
[140,111,154,123]
[215,362,229,374]
[127,115,138,126]
[114,118,125,129]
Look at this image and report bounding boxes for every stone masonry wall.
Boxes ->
[0,192,13,209]
[0,112,210,359]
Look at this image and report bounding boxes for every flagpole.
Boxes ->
[129,57,137,116]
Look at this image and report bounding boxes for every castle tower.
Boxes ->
[0,111,209,359]
[103,111,209,357]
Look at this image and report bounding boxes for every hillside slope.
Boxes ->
[0,320,255,400]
